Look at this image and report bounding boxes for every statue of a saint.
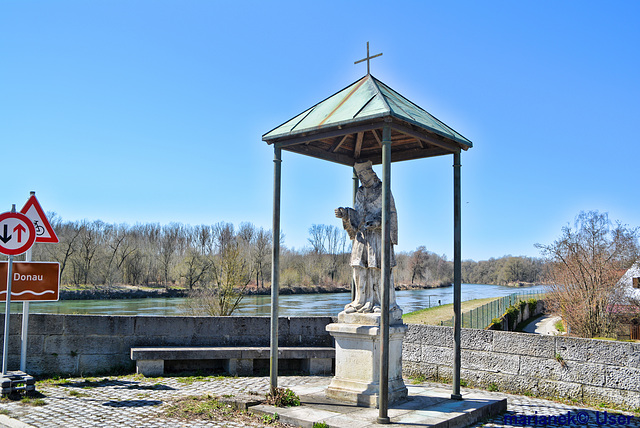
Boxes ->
[335,160,399,314]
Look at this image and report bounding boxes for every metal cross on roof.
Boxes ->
[354,41,382,75]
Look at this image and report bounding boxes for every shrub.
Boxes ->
[265,388,300,407]
[527,298,538,314]
[491,318,502,330]
[505,305,520,330]
[518,300,526,314]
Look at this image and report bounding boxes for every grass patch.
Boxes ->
[403,297,500,325]
[165,394,233,420]
[408,374,428,384]
[68,390,89,397]
[165,394,289,426]
[555,320,565,333]
[20,397,46,406]
[36,375,72,387]
[262,413,279,424]
[175,374,227,385]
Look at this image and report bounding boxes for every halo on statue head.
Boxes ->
[354,160,373,174]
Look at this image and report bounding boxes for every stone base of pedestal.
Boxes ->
[325,311,408,407]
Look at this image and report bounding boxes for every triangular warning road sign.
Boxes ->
[20,195,59,244]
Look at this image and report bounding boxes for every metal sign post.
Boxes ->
[0,205,37,394]
[0,205,36,375]
[18,192,59,373]
[20,249,31,372]
[2,253,14,376]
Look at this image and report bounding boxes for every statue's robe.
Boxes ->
[342,181,397,269]
[340,181,399,313]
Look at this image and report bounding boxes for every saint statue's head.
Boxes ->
[354,160,380,188]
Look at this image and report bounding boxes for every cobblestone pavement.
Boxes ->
[0,375,637,428]
[0,375,320,428]
[468,388,640,428]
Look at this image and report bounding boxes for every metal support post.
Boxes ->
[378,124,391,424]
[452,152,462,400]
[270,146,282,395]
[351,168,359,302]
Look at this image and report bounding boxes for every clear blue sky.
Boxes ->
[2,1,638,261]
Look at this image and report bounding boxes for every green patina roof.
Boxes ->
[263,74,472,166]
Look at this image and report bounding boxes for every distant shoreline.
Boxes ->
[58,281,453,300]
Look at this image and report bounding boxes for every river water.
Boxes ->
[7,284,547,316]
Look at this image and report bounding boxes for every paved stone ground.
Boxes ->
[0,375,637,428]
[468,388,639,428]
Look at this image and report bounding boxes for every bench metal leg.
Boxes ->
[136,359,164,377]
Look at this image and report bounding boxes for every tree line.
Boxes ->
[26,215,546,290]
[29,217,271,291]
[27,211,640,338]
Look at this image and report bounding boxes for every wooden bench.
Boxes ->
[130,346,335,377]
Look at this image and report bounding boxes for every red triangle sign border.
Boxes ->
[20,195,59,244]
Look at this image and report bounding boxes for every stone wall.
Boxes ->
[6,313,640,410]
[403,324,640,410]
[1,314,335,377]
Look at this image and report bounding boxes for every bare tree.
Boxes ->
[308,224,327,255]
[73,220,105,285]
[237,222,255,245]
[325,225,347,282]
[159,223,184,288]
[182,225,213,289]
[102,223,136,286]
[40,216,81,283]
[253,227,271,290]
[193,224,213,255]
[537,211,639,338]
[409,246,429,284]
[209,240,252,315]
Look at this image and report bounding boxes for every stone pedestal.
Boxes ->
[325,310,408,407]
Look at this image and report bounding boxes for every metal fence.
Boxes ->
[442,290,545,329]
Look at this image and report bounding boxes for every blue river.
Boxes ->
[4,283,547,316]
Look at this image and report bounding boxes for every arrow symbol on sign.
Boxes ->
[0,225,11,244]
[14,224,26,242]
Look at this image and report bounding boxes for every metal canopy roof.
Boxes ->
[263,74,472,166]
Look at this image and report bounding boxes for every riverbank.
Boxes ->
[402,296,499,325]
[58,281,452,300]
